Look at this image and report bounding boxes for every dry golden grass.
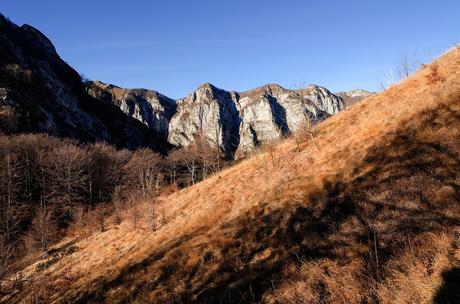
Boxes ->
[3,46,460,303]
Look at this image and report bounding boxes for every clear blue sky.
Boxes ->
[1,0,459,98]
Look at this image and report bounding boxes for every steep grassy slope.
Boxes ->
[3,46,460,303]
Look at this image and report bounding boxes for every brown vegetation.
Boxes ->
[2,46,460,303]
[0,132,230,297]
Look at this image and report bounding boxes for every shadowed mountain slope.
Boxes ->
[0,15,169,150]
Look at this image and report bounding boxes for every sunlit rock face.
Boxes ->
[92,79,344,158]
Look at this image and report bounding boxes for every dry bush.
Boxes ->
[27,275,54,304]
[112,186,124,225]
[262,142,282,170]
[68,205,88,238]
[293,120,319,153]
[26,208,56,252]
[425,63,444,85]
[0,237,13,287]
[158,182,179,197]
[126,193,143,230]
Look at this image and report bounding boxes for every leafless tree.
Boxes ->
[148,199,157,233]
[122,148,163,199]
[45,143,89,205]
[399,50,411,80]
[29,208,55,252]
[87,142,124,202]
[0,140,22,243]
[127,194,141,230]
[96,209,106,233]
[0,236,13,285]
[194,135,219,179]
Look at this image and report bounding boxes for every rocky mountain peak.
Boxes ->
[20,24,58,59]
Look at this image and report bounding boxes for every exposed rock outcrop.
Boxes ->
[336,89,374,108]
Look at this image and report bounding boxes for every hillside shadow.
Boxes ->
[433,268,460,304]
[191,101,460,303]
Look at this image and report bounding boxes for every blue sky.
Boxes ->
[1,0,458,98]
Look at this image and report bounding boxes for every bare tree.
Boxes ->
[0,140,22,243]
[196,135,220,179]
[29,208,55,252]
[0,236,13,286]
[399,50,411,80]
[148,199,157,233]
[127,194,141,230]
[122,149,163,199]
[45,142,89,205]
[170,143,200,185]
[87,142,124,203]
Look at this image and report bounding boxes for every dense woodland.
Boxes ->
[0,132,229,282]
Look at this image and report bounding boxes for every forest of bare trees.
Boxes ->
[0,132,227,284]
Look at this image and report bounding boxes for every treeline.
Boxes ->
[0,133,228,279]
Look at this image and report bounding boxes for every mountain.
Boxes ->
[0,15,165,150]
[5,43,459,303]
[86,81,344,158]
[336,89,374,108]
[0,13,345,156]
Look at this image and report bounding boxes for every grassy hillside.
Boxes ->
[3,46,460,303]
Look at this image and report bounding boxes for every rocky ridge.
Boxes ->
[87,81,345,158]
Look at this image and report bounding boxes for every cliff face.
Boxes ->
[234,84,343,156]
[0,15,161,150]
[92,81,344,158]
[85,81,176,139]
